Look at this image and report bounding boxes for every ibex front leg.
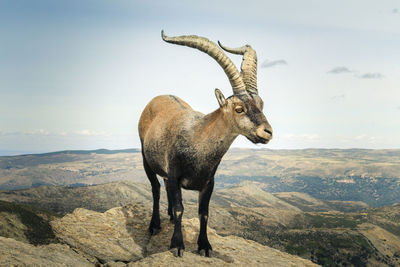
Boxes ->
[198,179,214,257]
[167,176,185,257]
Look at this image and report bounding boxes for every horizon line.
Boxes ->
[1,147,400,157]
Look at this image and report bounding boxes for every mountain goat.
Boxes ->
[138,31,272,257]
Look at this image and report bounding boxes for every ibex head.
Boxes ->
[161,31,273,144]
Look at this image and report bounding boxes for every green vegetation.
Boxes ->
[217,175,400,206]
[0,200,59,244]
[283,232,375,267]
[297,213,364,229]
[223,204,400,267]
[366,204,400,237]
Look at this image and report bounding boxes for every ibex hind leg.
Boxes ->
[142,154,161,235]
[164,179,174,222]
[167,175,185,257]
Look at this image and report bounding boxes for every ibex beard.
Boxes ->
[138,31,272,257]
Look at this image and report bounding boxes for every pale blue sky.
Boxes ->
[0,0,399,154]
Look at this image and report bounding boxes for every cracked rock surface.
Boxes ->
[1,203,318,266]
[0,236,92,266]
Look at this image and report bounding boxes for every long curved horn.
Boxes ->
[161,30,247,95]
[218,41,258,95]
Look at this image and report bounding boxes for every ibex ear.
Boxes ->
[215,88,226,107]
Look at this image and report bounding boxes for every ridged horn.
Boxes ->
[218,41,258,95]
[161,30,247,95]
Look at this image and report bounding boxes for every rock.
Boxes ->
[51,203,319,266]
[127,251,228,266]
[144,218,317,266]
[0,236,92,266]
[51,204,151,262]
[104,261,128,267]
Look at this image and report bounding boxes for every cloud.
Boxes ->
[327,66,353,74]
[393,8,399,14]
[327,66,384,80]
[261,59,287,68]
[357,72,384,79]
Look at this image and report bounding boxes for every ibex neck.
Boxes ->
[195,108,238,159]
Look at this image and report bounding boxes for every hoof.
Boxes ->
[199,248,212,257]
[198,239,212,257]
[170,247,184,257]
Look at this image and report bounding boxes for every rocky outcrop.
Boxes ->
[0,201,319,266]
[49,203,318,266]
[0,236,92,266]
[51,204,151,263]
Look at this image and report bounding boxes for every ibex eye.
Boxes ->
[235,107,244,113]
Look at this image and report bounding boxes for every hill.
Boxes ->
[273,192,369,212]
[212,181,300,210]
[219,148,400,179]
[0,149,146,190]
[1,148,399,206]
[0,200,59,245]
[0,181,198,215]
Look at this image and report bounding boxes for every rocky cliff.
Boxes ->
[0,203,318,266]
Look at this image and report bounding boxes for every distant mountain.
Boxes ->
[219,148,400,179]
[1,148,400,205]
[0,150,45,156]
[0,181,196,215]
[274,192,369,212]
[213,181,300,210]
[33,148,140,156]
[0,148,147,190]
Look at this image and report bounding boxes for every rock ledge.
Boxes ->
[2,204,319,266]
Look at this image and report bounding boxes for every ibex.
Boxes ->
[138,31,272,257]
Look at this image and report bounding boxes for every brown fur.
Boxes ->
[139,95,238,180]
[139,33,273,257]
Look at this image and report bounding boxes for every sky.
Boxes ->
[0,0,399,154]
